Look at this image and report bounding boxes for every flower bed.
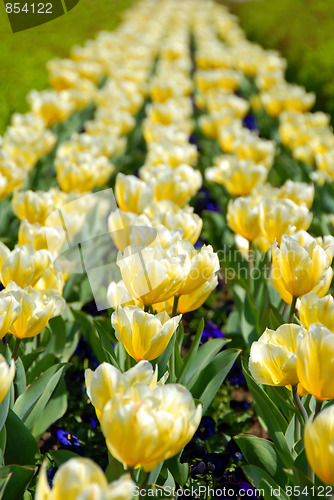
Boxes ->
[0,1,334,499]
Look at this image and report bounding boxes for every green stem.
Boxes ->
[12,338,21,361]
[292,385,308,422]
[171,296,179,317]
[288,296,297,323]
[314,399,323,419]
[248,241,254,292]
[139,471,149,491]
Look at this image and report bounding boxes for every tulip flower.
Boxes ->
[297,323,334,401]
[260,198,312,245]
[205,155,268,196]
[115,173,154,214]
[154,276,218,315]
[18,218,65,252]
[111,306,181,361]
[108,210,152,252]
[35,458,135,500]
[107,280,144,310]
[249,324,306,387]
[0,295,22,339]
[227,197,263,242]
[0,354,15,403]
[117,244,187,305]
[304,405,334,485]
[101,383,202,471]
[278,180,314,209]
[168,241,219,296]
[271,231,333,305]
[296,292,334,330]
[1,282,65,339]
[12,189,65,224]
[0,243,52,288]
[85,360,162,420]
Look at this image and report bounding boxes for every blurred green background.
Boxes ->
[0,0,134,133]
[1,0,334,134]
[225,0,334,120]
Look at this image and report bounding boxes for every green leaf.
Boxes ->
[31,379,68,439]
[0,392,10,433]
[14,358,26,399]
[243,465,290,500]
[26,353,59,386]
[0,465,35,500]
[21,349,44,373]
[14,363,69,429]
[178,318,204,385]
[191,348,241,413]
[165,452,188,487]
[242,359,292,467]
[105,454,126,482]
[94,319,120,369]
[4,410,39,466]
[154,332,176,379]
[183,338,229,389]
[235,435,286,486]
[49,450,80,468]
[73,310,107,363]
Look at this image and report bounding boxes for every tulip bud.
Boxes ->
[271,231,333,304]
[35,458,135,500]
[112,306,181,361]
[249,324,306,387]
[0,243,52,288]
[227,197,263,242]
[0,354,15,403]
[85,360,161,420]
[297,323,334,400]
[2,282,65,339]
[304,405,334,485]
[115,173,154,214]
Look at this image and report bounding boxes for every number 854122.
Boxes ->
[6,3,52,13]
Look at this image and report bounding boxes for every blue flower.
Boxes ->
[56,429,80,447]
[201,320,224,344]
[195,416,216,440]
[242,114,259,132]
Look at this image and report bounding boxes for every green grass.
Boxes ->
[0,0,134,134]
[223,0,334,119]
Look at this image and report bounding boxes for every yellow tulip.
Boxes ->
[168,241,219,296]
[0,295,22,339]
[12,189,59,224]
[297,292,334,330]
[154,275,218,315]
[85,360,161,420]
[145,164,202,208]
[55,153,114,193]
[0,243,52,288]
[111,306,181,361]
[18,218,65,252]
[101,383,202,471]
[278,180,314,209]
[297,323,334,401]
[33,267,65,295]
[271,232,333,304]
[108,210,152,252]
[2,282,65,339]
[304,405,334,485]
[260,198,312,245]
[144,201,203,245]
[0,354,15,403]
[107,281,144,310]
[206,156,268,197]
[36,458,135,500]
[0,153,27,201]
[227,197,263,242]
[146,142,198,169]
[117,244,187,305]
[115,173,154,214]
[249,324,306,387]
